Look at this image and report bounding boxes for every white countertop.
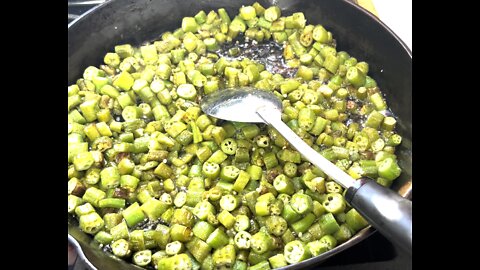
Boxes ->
[370,0,412,51]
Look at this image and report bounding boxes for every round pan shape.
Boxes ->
[68,0,412,269]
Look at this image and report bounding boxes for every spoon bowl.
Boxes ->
[200,87,282,123]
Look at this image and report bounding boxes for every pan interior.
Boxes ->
[68,1,412,269]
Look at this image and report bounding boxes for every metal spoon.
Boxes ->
[201,87,412,254]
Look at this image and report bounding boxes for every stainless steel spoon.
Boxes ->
[201,87,412,254]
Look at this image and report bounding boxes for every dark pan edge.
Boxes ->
[69,234,98,270]
[67,0,412,268]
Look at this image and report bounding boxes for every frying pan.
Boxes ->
[68,0,412,269]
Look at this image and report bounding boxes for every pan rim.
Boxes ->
[67,0,412,269]
[67,0,412,59]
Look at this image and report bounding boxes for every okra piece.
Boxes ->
[322,193,346,214]
[346,66,366,87]
[304,176,326,194]
[200,255,214,270]
[221,138,238,155]
[186,236,212,262]
[313,25,329,43]
[334,223,354,243]
[235,147,250,163]
[79,212,104,234]
[377,157,401,181]
[100,167,120,189]
[176,83,197,100]
[171,208,195,227]
[255,193,275,216]
[265,215,288,236]
[94,231,113,245]
[305,223,324,241]
[182,17,199,33]
[133,250,152,267]
[170,224,193,242]
[153,224,171,249]
[387,134,402,146]
[68,195,84,213]
[273,174,295,195]
[269,253,288,268]
[159,253,192,270]
[218,209,236,229]
[233,170,251,192]
[192,220,215,241]
[82,187,106,207]
[110,220,129,241]
[220,165,240,182]
[307,234,337,256]
[230,16,247,33]
[320,234,338,249]
[151,250,169,268]
[206,227,229,249]
[111,239,131,258]
[281,203,302,224]
[239,5,256,20]
[320,213,340,235]
[166,241,184,255]
[263,152,279,170]
[290,193,314,214]
[99,198,125,208]
[370,92,387,111]
[119,174,139,191]
[345,208,369,233]
[75,202,95,217]
[365,110,385,129]
[246,164,263,181]
[79,99,99,123]
[130,230,146,251]
[202,161,220,179]
[247,250,272,265]
[382,116,397,131]
[291,213,316,233]
[250,261,271,270]
[233,230,252,250]
[154,162,174,179]
[288,32,306,57]
[73,151,95,171]
[264,6,281,22]
[104,52,121,67]
[207,149,228,164]
[250,231,274,254]
[220,194,239,211]
[297,65,313,81]
[113,71,135,91]
[68,177,86,197]
[358,159,378,178]
[122,202,146,227]
[141,198,168,220]
[213,244,236,269]
[234,214,251,232]
[192,199,215,220]
[233,260,248,270]
[284,240,311,264]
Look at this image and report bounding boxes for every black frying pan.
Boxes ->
[68,0,412,269]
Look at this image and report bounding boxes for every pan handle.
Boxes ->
[345,177,412,255]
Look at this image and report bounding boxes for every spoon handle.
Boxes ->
[256,107,356,188]
[256,107,412,255]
